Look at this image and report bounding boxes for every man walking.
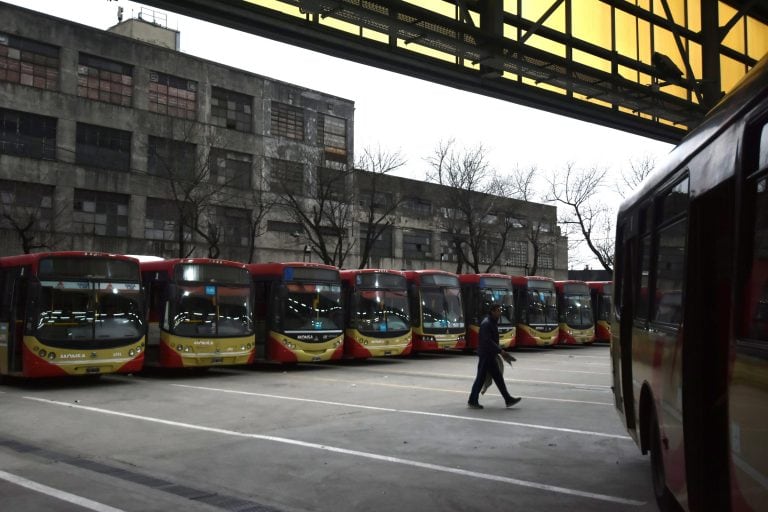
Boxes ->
[468,303,521,409]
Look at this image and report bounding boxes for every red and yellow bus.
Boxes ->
[404,270,465,352]
[247,262,344,363]
[612,55,768,511]
[340,269,411,359]
[0,251,145,378]
[555,280,595,345]
[459,273,515,350]
[510,275,558,347]
[587,281,613,343]
[140,258,254,368]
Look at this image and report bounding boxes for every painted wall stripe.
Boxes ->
[22,396,644,507]
[0,470,125,512]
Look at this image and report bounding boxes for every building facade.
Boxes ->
[0,3,567,278]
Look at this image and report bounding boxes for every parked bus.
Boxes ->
[587,281,613,343]
[555,280,595,345]
[403,270,465,352]
[248,262,344,363]
[340,269,411,359]
[612,55,768,511]
[140,258,254,368]
[459,273,515,351]
[510,275,558,347]
[0,251,145,378]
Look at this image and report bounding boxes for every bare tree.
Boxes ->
[546,162,614,271]
[273,149,356,267]
[615,155,656,198]
[426,139,514,273]
[505,164,548,275]
[242,185,274,263]
[147,121,259,259]
[0,181,63,254]
[355,146,406,269]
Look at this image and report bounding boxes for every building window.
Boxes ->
[318,167,347,200]
[211,87,252,132]
[0,33,58,90]
[318,114,347,163]
[76,123,131,171]
[270,158,304,194]
[267,220,302,234]
[147,136,196,177]
[148,71,197,119]
[539,243,555,269]
[145,197,191,241]
[360,224,393,258]
[0,179,54,231]
[505,239,528,267]
[402,197,432,216]
[403,229,432,259]
[0,108,56,160]
[270,101,304,140]
[217,206,250,247]
[359,190,392,210]
[209,148,251,189]
[77,53,132,106]
[73,189,129,236]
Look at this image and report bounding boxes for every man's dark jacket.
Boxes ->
[477,314,503,357]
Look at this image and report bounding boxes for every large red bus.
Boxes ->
[340,269,411,359]
[0,251,145,378]
[612,55,768,511]
[587,281,613,343]
[458,273,515,350]
[140,258,255,368]
[247,262,344,363]
[555,280,595,345]
[403,270,465,352]
[510,275,558,347]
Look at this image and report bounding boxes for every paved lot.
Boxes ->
[0,344,656,512]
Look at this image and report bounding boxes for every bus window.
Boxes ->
[653,221,687,325]
[745,176,768,340]
[636,235,652,320]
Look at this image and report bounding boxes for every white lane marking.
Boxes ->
[172,384,629,439]
[302,375,614,405]
[0,470,125,512]
[358,368,611,389]
[22,396,644,507]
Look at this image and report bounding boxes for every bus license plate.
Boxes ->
[211,357,223,364]
[85,367,100,374]
[312,356,322,361]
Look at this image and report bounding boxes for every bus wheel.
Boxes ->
[649,408,676,511]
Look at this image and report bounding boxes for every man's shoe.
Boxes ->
[505,397,522,408]
[467,402,484,409]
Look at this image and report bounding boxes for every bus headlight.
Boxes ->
[38,349,47,358]
[176,344,184,352]
[241,345,246,351]
[128,349,136,357]
[47,352,56,360]
[184,346,191,352]
[282,340,295,349]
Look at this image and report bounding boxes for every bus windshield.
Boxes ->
[525,288,558,329]
[354,289,410,335]
[171,284,253,337]
[282,282,343,332]
[421,287,464,332]
[562,292,594,329]
[480,287,514,326]
[36,281,144,346]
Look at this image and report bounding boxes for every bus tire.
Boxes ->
[649,407,676,511]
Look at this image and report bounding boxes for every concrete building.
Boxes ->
[0,2,567,278]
